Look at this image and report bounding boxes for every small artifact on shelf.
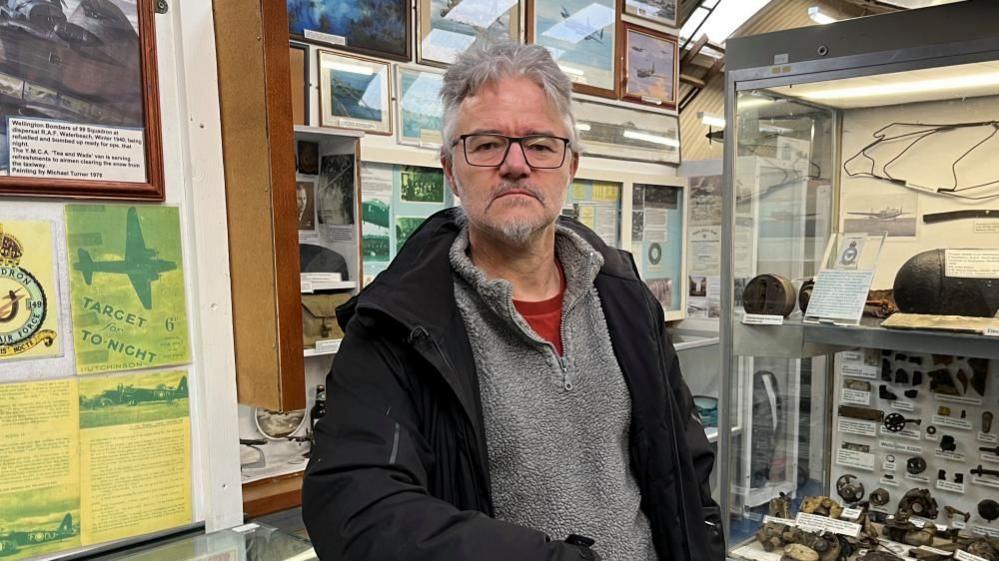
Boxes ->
[865,289,898,319]
[969,358,989,397]
[895,368,910,384]
[884,511,921,543]
[896,488,938,519]
[904,389,919,399]
[929,370,960,396]
[839,405,885,422]
[907,456,928,475]
[744,273,797,317]
[782,544,820,561]
[870,488,890,507]
[971,465,999,478]
[939,435,957,452]
[956,369,970,394]
[845,379,872,391]
[770,492,792,519]
[883,413,919,432]
[979,499,999,523]
[908,549,950,561]
[756,521,790,552]
[835,474,865,503]
[984,411,995,434]
[880,385,900,400]
[800,496,844,519]
[892,249,999,318]
[799,279,814,314]
[945,505,971,523]
[965,540,998,561]
[858,552,903,561]
[981,445,999,456]
[912,370,924,386]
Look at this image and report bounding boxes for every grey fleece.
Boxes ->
[450,226,657,561]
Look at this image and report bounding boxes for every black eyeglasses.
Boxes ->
[453,134,571,169]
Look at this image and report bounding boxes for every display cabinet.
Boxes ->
[719,5,999,561]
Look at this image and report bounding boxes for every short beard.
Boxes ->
[452,179,556,247]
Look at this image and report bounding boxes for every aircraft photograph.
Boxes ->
[79,371,190,429]
[73,207,177,310]
[534,0,614,90]
[625,27,675,104]
[843,192,918,238]
[0,511,79,560]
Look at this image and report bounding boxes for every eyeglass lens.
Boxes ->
[464,135,566,168]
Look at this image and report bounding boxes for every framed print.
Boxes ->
[527,0,618,98]
[417,0,521,67]
[318,50,392,135]
[287,0,411,61]
[573,96,679,164]
[620,23,678,110]
[621,0,678,29]
[395,66,445,148]
[289,42,310,126]
[0,0,163,200]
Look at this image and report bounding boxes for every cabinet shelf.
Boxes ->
[300,280,356,293]
[304,339,341,357]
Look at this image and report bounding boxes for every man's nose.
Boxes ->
[499,141,531,179]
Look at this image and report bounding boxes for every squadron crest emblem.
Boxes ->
[0,225,57,357]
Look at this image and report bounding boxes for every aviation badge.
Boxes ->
[0,224,58,358]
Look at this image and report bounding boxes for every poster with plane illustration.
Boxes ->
[531,0,616,96]
[65,205,190,374]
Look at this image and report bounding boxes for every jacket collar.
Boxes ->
[343,207,639,336]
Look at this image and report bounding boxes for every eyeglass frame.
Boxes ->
[451,133,573,169]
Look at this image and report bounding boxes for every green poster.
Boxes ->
[66,205,190,374]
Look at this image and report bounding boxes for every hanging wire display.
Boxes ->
[842,120,999,200]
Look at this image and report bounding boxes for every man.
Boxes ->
[297,181,314,230]
[303,42,723,561]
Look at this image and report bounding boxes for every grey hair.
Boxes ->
[439,41,581,163]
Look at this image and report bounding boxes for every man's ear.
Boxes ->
[569,151,580,179]
[442,154,460,197]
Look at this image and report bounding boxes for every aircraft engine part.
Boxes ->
[798,279,814,314]
[897,488,938,519]
[870,488,890,506]
[835,474,865,503]
[884,413,920,432]
[979,499,999,522]
[906,456,927,474]
[744,273,797,317]
[893,249,999,317]
[800,496,843,519]
[782,544,819,561]
[985,411,995,434]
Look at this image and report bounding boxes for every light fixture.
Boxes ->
[575,122,592,131]
[808,7,837,25]
[623,130,680,147]
[698,112,726,129]
[798,70,999,101]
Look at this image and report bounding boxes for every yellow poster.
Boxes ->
[79,370,192,545]
[0,221,60,361]
[0,379,81,560]
[592,182,620,202]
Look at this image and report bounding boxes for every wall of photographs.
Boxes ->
[287,0,682,164]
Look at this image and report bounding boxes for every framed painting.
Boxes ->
[527,0,618,98]
[417,0,521,67]
[318,51,392,135]
[395,66,445,148]
[289,42,310,126]
[287,0,411,62]
[0,0,163,200]
[572,96,680,164]
[620,23,679,110]
[621,0,678,29]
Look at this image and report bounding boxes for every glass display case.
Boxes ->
[719,4,999,561]
[91,524,315,561]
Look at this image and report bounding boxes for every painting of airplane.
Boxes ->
[636,63,659,79]
[0,514,78,557]
[847,206,910,221]
[558,6,605,44]
[73,207,176,310]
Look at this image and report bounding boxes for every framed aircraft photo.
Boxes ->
[527,0,618,98]
[621,0,678,29]
[0,0,163,200]
[417,0,521,67]
[287,0,411,61]
[395,65,445,148]
[572,95,680,164]
[318,50,392,135]
[620,23,678,110]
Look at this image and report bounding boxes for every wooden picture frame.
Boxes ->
[527,0,618,99]
[395,65,445,148]
[289,42,310,126]
[619,22,679,110]
[318,50,393,135]
[620,0,678,29]
[0,0,163,200]
[417,0,521,67]
[287,0,412,62]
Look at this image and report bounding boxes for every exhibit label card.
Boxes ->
[79,370,192,545]
[8,118,145,183]
[0,379,82,561]
[66,206,190,374]
[0,220,61,362]
[804,269,874,324]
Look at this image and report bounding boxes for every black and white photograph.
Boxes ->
[648,278,672,310]
[842,190,918,238]
[297,180,317,230]
[319,154,356,225]
[689,275,707,297]
[572,97,679,164]
[297,140,319,175]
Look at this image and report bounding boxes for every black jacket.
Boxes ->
[303,209,725,561]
